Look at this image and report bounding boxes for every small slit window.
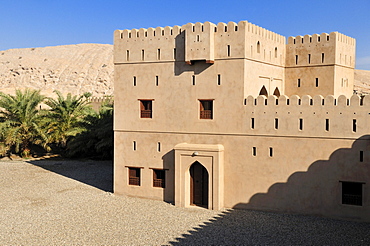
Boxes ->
[192,75,196,85]
[308,54,311,64]
[257,41,260,53]
[269,147,273,157]
[316,78,319,87]
[133,141,136,151]
[251,118,255,129]
[126,50,130,61]
[227,45,231,57]
[173,48,176,59]
[299,118,303,130]
[322,53,325,63]
[297,79,301,87]
[274,118,279,129]
[252,147,256,156]
[325,119,330,131]
[155,76,159,86]
[133,76,137,86]
[141,49,145,61]
[217,74,221,85]
[353,119,357,132]
[157,49,161,60]
[157,142,161,152]
[360,151,364,162]
[295,55,298,65]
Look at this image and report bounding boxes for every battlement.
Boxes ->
[245,94,367,107]
[287,32,355,46]
[243,94,369,139]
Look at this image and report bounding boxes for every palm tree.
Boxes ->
[67,101,113,159]
[44,90,93,149]
[0,89,48,157]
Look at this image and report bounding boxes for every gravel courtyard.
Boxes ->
[0,159,369,245]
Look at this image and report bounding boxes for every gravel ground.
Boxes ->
[0,159,369,245]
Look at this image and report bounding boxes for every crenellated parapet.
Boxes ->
[286,32,355,68]
[244,94,369,139]
[114,20,286,66]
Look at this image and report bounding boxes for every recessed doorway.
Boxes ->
[190,161,209,208]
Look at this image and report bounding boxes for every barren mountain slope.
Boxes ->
[354,69,370,95]
[0,43,369,97]
[0,43,113,97]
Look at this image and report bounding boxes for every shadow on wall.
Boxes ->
[174,32,212,76]
[234,135,370,222]
[169,208,370,245]
[27,158,113,192]
[162,149,175,203]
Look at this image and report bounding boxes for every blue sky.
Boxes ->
[1,0,369,70]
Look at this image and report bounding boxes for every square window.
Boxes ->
[200,100,213,119]
[128,167,141,186]
[153,169,166,188]
[342,182,362,206]
[140,100,152,118]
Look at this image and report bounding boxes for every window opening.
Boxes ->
[318,36,321,42]
[251,118,255,129]
[360,151,364,162]
[153,169,165,188]
[157,49,161,60]
[298,79,301,87]
[342,182,362,206]
[269,147,273,157]
[353,119,357,132]
[274,118,279,129]
[274,47,277,58]
[225,26,227,32]
[301,38,304,43]
[253,147,256,156]
[325,119,329,131]
[197,35,200,42]
[308,54,311,64]
[141,49,145,60]
[295,55,298,65]
[227,45,231,57]
[174,48,176,59]
[235,26,238,31]
[316,78,319,87]
[133,76,137,86]
[322,53,325,63]
[257,41,260,53]
[259,86,268,96]
[140,100,152,118]
[126,50,130,61]
[192,75,196,85]
[327,36,329,41]
[133,141,136,151]
[155,76,159,86]
[157,142,161,152]
[299,118,303,130]
[217,74,221,85]
[200,100,213,119]
[162,30,164,36]
[128,167,140,186]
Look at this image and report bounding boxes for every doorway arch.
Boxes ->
[189,161,209,208]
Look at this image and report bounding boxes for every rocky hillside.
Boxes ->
[0,43,369,97]
[0,44,113,97]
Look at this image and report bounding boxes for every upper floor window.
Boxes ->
[199,100,213,119]
[128,167,141,186]
[140,100,153,118]
[153,169,166,188]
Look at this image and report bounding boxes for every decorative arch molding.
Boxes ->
[259,86,268,97]
[273,87,281,97]
[174,143,224,210]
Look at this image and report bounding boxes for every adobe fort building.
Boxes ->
[113,20,370,222]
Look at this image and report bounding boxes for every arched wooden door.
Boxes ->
[190,162,209,208]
